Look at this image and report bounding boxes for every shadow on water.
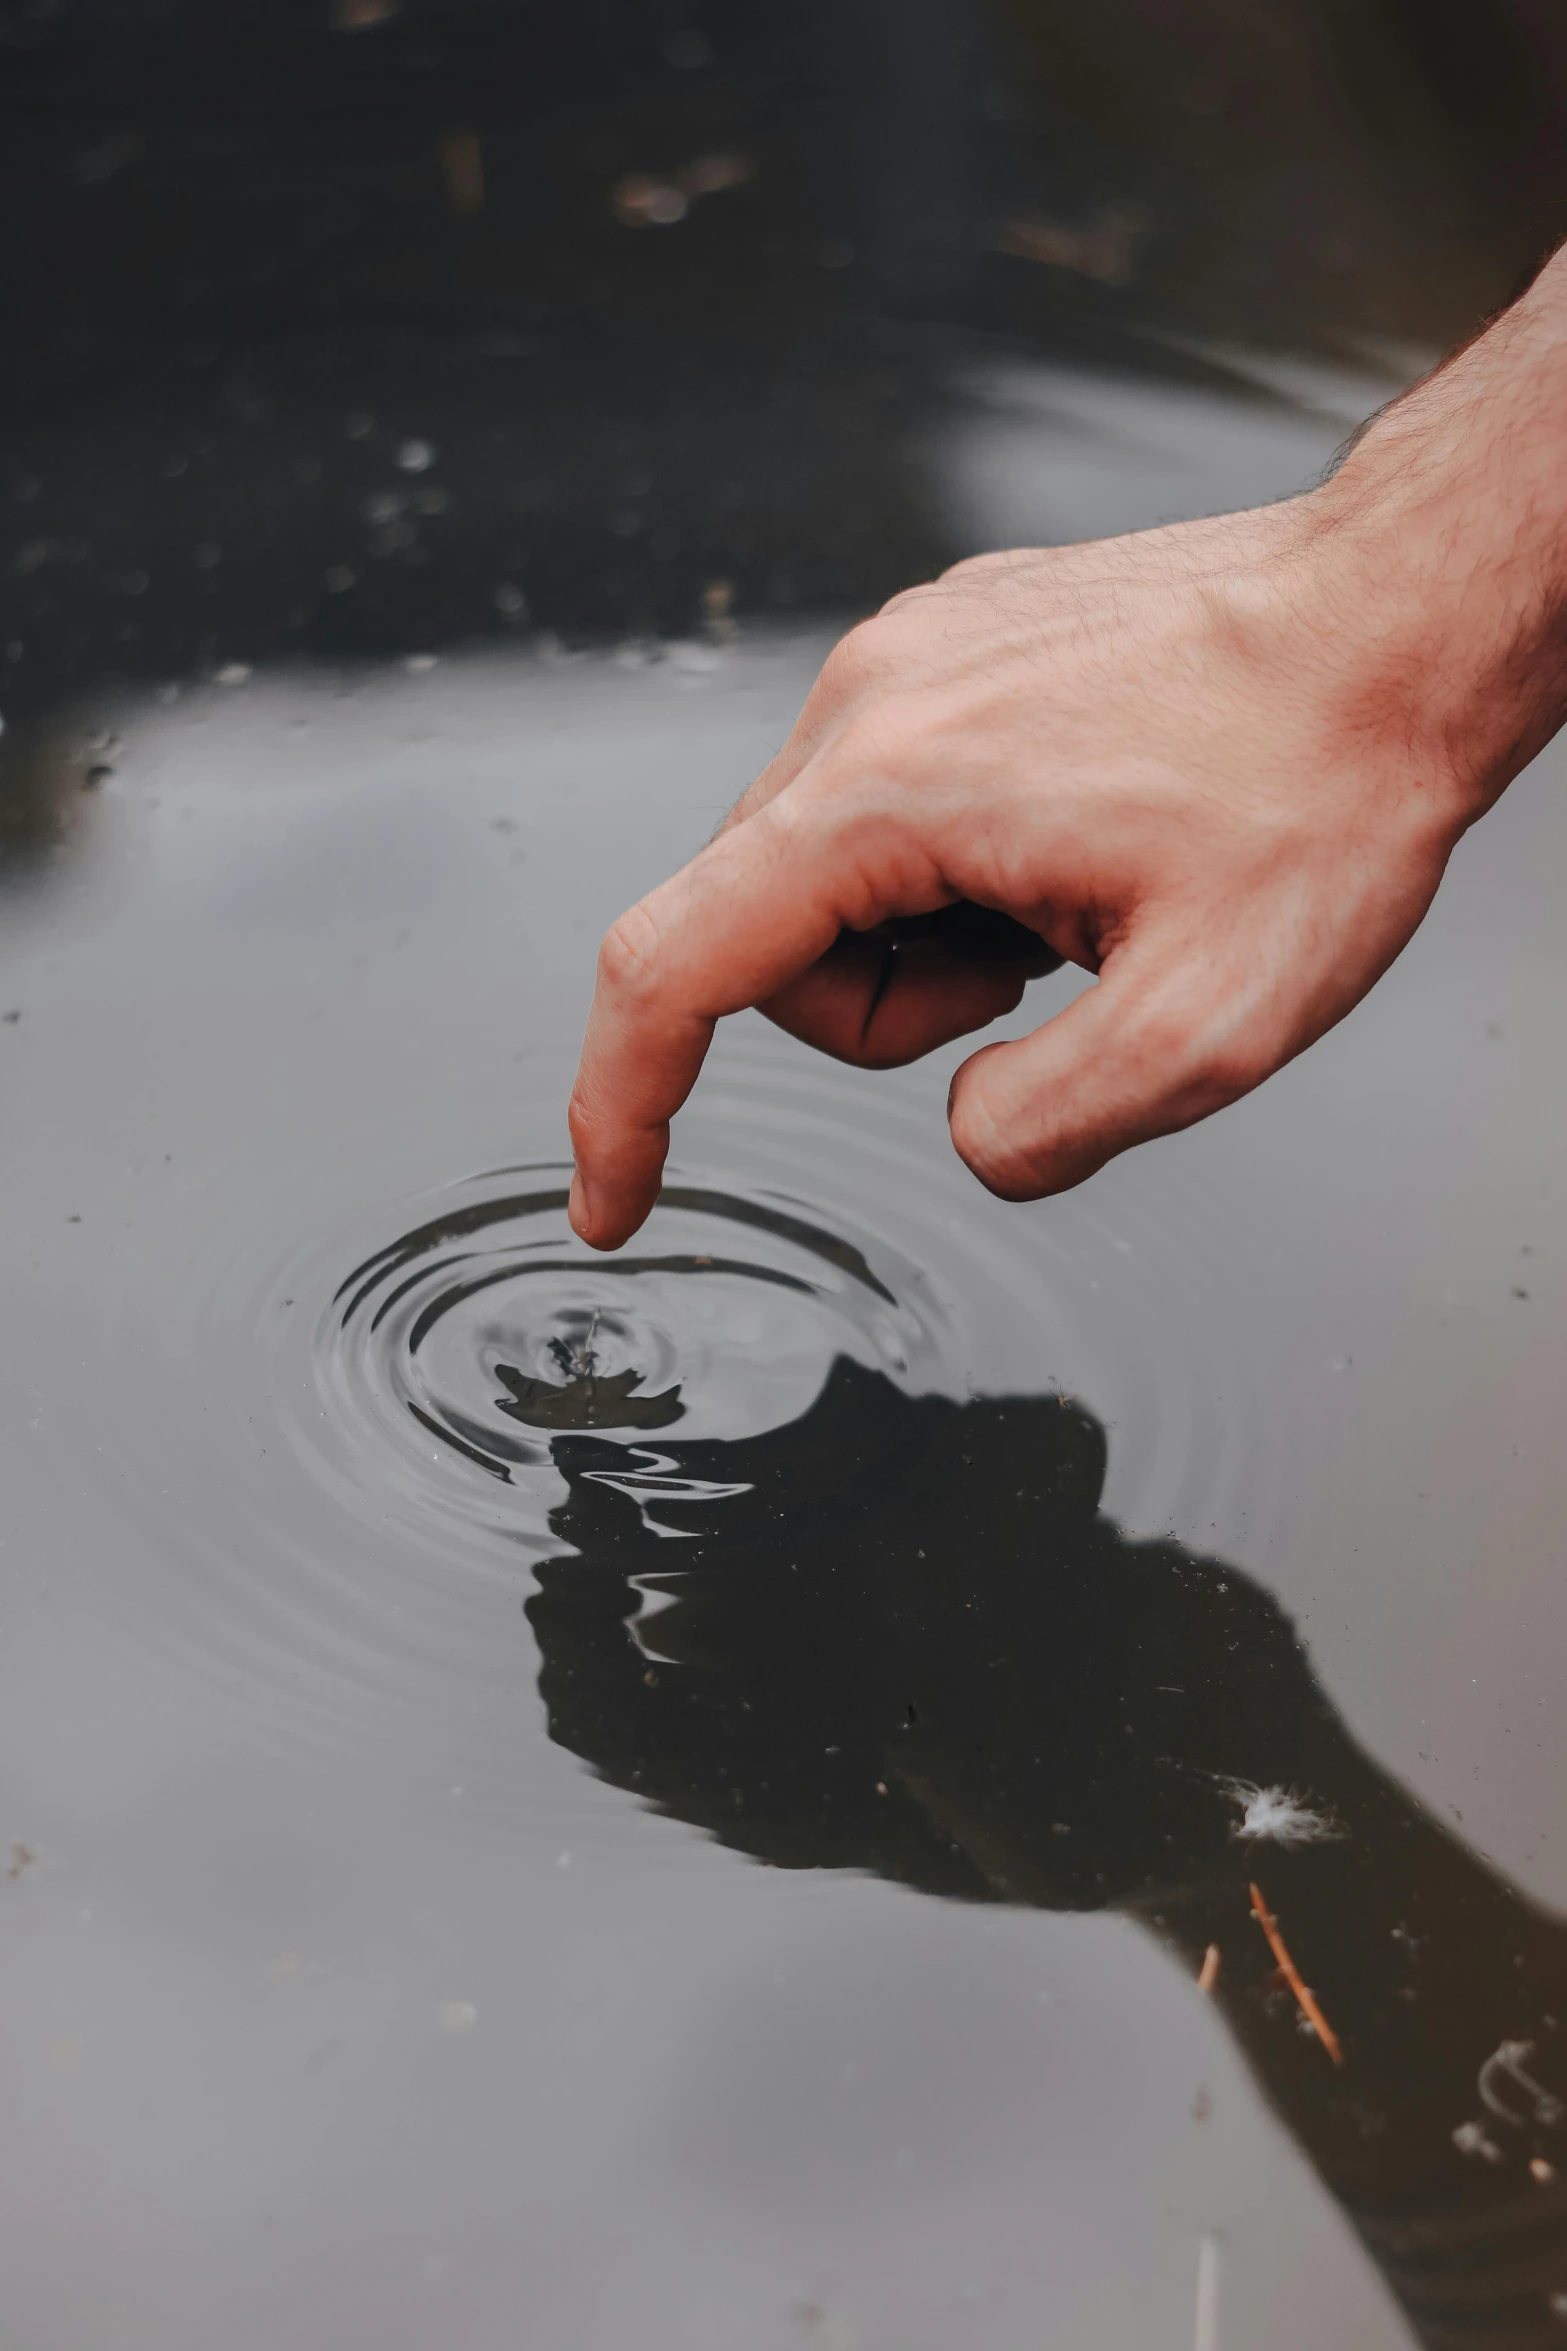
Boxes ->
[530,1357,1567,2350]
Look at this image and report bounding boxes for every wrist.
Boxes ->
[1303,251,1567,829]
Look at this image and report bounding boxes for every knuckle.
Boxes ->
[820,616,892,698]
[877,578,937,620]
[596,901,664,1004]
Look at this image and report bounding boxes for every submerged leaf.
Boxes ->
[494,1363,685,1432]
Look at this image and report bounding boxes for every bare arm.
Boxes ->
[568,247,1567,1249]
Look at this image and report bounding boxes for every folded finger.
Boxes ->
[762,929,1033,1067]
[947,943,1280,1199]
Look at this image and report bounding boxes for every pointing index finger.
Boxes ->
[567,781,928,1247]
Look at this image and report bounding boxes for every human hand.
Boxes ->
[568,484,1489,1246]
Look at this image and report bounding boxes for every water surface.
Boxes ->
[3,383,1567,2347]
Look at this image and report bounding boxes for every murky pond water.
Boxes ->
[8,0,1567,2330]
[4,443,1567,2344]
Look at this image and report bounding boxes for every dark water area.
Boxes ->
[535,1358,1567,2345]
[4,6,1567,2348]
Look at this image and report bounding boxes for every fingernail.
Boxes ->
[568,1170,593,1242]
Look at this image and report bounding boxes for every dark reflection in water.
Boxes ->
[531,1359,1567,2349]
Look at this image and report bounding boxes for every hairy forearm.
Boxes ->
[1314,241,1567,821]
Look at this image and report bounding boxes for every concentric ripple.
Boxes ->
[74,1046,1274,1789]
[314,1165,956,1554]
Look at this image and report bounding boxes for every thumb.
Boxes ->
[946,947,1274,1200]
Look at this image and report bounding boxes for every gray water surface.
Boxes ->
[2,362,1566,2351]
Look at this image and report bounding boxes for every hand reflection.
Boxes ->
[528,1358,1567,2349]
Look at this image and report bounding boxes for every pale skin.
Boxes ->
[568,245,1567,1249]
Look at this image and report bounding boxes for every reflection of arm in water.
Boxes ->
[528,1362,1567,2351]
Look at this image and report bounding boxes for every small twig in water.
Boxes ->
[1249,1882,1343,2067]
[1197,1944,1221,1994]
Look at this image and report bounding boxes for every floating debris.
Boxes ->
[1223,1779,1341,1845]
[1249,1882,1343,2066]
[683,153,753,198]
[995,205,1145,287]
[1197,1944,1221,1994]
[613,176,689,229]
[1479,2039,1564,2129]
[611,152,754,229]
